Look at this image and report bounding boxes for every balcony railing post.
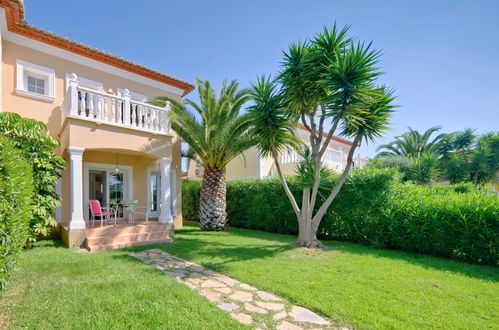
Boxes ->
[123,89,131,125]
[68,73,79,117]
[164,101,171,134]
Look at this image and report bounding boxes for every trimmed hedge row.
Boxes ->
[183,168,499,265]
[0,135,33,292]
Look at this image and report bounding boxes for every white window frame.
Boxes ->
[16,60,55,102]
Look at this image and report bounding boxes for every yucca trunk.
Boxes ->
[199,167,227,231]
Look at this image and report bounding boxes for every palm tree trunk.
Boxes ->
[199,167,227,231]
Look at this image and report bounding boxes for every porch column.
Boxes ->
[159,157,173,223]
[68,147,86,229]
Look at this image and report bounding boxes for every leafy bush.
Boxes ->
[182,168,499,265]
[0,135,34,292]
[0,112,65,242]
[384,182,498,265]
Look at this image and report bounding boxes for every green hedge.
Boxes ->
[182,168,499,265]
[0,135,34,293]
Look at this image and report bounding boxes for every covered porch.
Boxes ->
[59,145,179,250]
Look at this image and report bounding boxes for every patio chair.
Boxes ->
[123,200,148,225]
[89,200,117,227]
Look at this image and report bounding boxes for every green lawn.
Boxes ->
[151,222,497,329]
[1,240,246,330]
[2,224,498,329]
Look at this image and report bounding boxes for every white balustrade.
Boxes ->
[323,148,343,164]
[63,74,171,135]
[280,147,343,165]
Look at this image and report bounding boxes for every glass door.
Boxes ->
[149,171,161,217]
[109,171,124,218]
[89,170,107,206]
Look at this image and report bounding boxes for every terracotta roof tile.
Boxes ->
[297,124,353,146]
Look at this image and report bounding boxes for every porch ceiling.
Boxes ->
[59,119,172,159]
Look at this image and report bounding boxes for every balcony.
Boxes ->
[62,74,171,135]
[280,147,343,165]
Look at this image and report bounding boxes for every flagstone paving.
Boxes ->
[133,249,349,330]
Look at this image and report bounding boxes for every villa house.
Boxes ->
[186,124,353,180]
[0,1,195,250]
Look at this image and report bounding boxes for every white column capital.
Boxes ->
[161,157,172,165]
[68,146,85,156]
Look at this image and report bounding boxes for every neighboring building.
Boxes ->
[353,155,370,169]
[186,124,353,180]
[0,1,194,250]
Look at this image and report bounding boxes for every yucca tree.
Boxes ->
[249,25,396,248]
[376,126,445,158]
[150,79,255,231]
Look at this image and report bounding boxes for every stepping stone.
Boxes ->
[214,287,232,294]
[231,313,252,325]
[290,306,329,325]
[277,321,303,330]
[186,278,202,285]
[164,270,187,279]
[218,302,240,312]
[200,288,220,303]
[273,311,287,321]
[202,269,217,276]
[189,272,207,279]
[240,283,257,291]
[257,290,282,301]
[190,265,205,272]
[201,280,225,288]
[215,275,239,286]
[244,303,268,314]
[255,301,285,311]
[230,291,254,302]
[172,264,189,269]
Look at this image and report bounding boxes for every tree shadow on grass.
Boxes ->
[323,239,499,282]
[124,226,498,282]
[125,233,295,273]
[30,238,67,249]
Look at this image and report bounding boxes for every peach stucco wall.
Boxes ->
[225,147,260,180]
[186,147,261,181]
[2,39,184,228]
[2,40,181,139]
[185,127,353,180]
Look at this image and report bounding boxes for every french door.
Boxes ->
[148,170,161,217]
[85,163,132,221]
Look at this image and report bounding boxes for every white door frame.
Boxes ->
[147,167,161,218]
[83,162,133,221]
[147,167,177,218]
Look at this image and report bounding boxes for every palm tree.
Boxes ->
[376,126,445,158]
[150,79,255,231]
[249,25,396,248]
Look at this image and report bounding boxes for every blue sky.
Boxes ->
[26,0,499,157]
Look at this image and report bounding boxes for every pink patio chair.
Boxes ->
[89,200,117,227]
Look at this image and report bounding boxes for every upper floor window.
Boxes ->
[16,60,55,102]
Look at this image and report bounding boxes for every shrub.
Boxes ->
[384,182,498,265]
[0,112,65,242]
[182,168,499,265]
[0,135,34,293]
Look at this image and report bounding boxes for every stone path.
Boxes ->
[134,249,348,330]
